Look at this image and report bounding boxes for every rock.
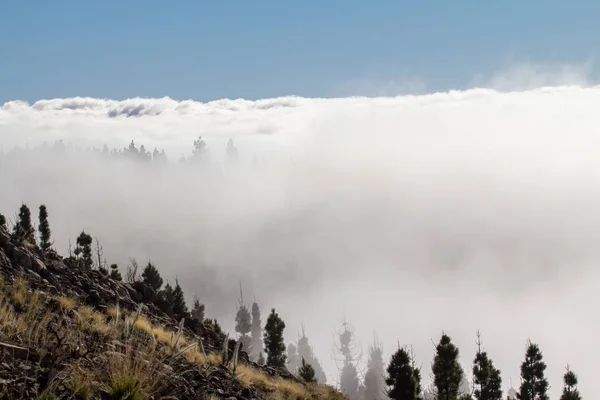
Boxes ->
[0,342,39,362]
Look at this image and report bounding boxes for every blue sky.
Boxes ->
[2,1,599,103]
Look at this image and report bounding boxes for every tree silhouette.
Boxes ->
[472,331,502,400]
[517,341,549,400]
[191,294,205,323]
[559,365,581,400]
[235,285,252,352]
[386,345,423,400]
[432,333,464,400]
[171,279,188,316]
[38,205,52,252]
[296,327,326,383]
[141,261,163,292]
[109,264,122,281]
[264,308,286,367]
[364,338,386,400]
[250,301,263,362]
[13,203,35,244]
[299,357,316,383]
[75,231,93,269]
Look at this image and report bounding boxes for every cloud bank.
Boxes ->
[2,86,600,397]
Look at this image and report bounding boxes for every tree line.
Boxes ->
[0,204,583,400]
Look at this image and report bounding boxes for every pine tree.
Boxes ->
[38,205,52,252]
[364,339,386,400]
[340,361,360,400]
[299,357,316,383]
[257,352,266,366]
[287,343,302,373]
[336,320,361,400]
[191,295,205,322]
[161,282,174,304]
[559,366,581,400]
[141,261,163,292]
[75,231,93,269]
[517,341,549,400]
[0,213,6,230]
[235,286,252,352]
[250,302,263,362]
[264,308,286,367]
[432,334,464,400]
[386,346,423,400]
[297,328,327,383]
[171,279,188,316]
[13,203,35,244]
[473,332,502,400]
[109,264,122,281]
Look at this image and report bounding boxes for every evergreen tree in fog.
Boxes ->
[559,366,581,400]
[250,301,263,362]
[472,331,502,400]
[235,285,252,352]
[517,341,549,400]
[38,204,52,252]
[297,327,327,383]
[432,333,464,400]
[386,345,423,400]
[264,308,286,367]
[364,338,385,400]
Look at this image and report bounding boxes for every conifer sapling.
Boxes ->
[264,308,286,367]
[517,340,549,400]
[141,261,163,292]
[559,365,581,400]
[38,205,52,252]
[299,357,316,383]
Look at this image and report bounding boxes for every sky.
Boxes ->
[2,0,600,103]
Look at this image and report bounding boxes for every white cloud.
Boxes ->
[1,86,600,397]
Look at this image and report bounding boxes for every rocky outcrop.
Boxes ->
[0,227,303,399]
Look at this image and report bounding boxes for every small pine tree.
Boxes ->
[299,357,316,383]
[191,295,205,322]
[141,261,163,292]
[386,346,423,400]
[38,205,52,252]
[517,341,549,400]
[171,279,188,316]
[432,333,464,400]
[13,203,35,244]
[297,328,327,383]
[559,366,581,400]
[161,282,174,304]
[75,231,93,269]
[473,332,503,400]
[109,264,122,281]
[264,308,286,367]
[0,213,6,230]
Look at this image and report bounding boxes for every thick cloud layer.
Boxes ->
[2,86,600,397]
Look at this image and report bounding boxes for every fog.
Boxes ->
[2,85,600,397]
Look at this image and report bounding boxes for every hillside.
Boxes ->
[0,220,345,399]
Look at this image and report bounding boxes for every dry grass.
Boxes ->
[0,278,344,400]
[54,295,76,311]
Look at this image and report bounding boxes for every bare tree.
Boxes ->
[126,257,140,284]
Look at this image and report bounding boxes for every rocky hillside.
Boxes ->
[0,225,345,400]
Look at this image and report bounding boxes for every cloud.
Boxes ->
[2,86,600,397]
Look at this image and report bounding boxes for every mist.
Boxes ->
[3,85,600,397]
